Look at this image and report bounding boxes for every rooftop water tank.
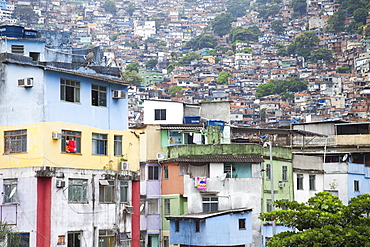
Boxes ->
[184,115,201,124]
[0,25,24,38]
[23,29,38,39]
[206,120,225,132]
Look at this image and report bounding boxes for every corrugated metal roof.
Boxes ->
[160,124,204,130]
[165,207,252,220]
[171,155,264,163]
[231,127,328,137]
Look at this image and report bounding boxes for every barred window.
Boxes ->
[4,130,27,154]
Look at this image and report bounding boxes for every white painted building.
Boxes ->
[143,99,184,124]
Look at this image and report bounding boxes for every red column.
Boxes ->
[131,180,140,247]
[36,177,52,246]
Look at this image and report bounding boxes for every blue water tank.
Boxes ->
[184,115,201,124]
[23,29,38,38]
[206,120,225,131]
[0,25,24,38]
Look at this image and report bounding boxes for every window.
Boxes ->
[175,220,180,232]
[92,133,107,155]
[148,166,159,180]
[282,166,288,181]
[239,219,246,230]
[148,199,159,214]
[61,130,81,153]
[354,180,360,192]
[164,166,169,179]
[3,179,18,204]
[164,198,170,215]
[99,180,114,203]
[154,109,166,120]
[8,232,30,247]
[114,135,122,156]
[4,130,27,154]
[120,181,128,203]
[266,199,272,212]
[297,174,304,190]
[163,236,169,247]
[91,84,107,106]
[11,45,24,55]
[68,179,88,203]
[67,231,81,247]
[60,78,80,103]
[202,197,218,212]
[265,163,271,180]
[99,230,114,247]
[224,164,233,178]
[309,175,316,190]
[195,220,200,232]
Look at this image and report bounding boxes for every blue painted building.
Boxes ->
[166,208,253,247]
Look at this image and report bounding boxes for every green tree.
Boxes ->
[103,0,117,14]
[256,78,307,97]
[177,52,201,65]
[126,2,135,17]
[291,0,307,16]
[227,0,249,18]
[336,65,351,73]
[226,50,234,56]
[184,34,218,50]
[0,221,21,246]
[287,31,320,59]
[271,20,285,34]
[310,48,333,62]
[275,43,288,56]
[324,10,346,33]
[259,192,370,247]
[126,61,140,72]
[258,4,280,19]
[169,85,183,96]
[122,70,143,86]
[217,71,232,85]
[12,6,39,22]
[145,59,158,69]
[167,64,175,73]
[354,8,368,25]
[229,26,261,43]
[211,13,235,36]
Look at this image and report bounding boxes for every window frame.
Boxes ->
[163,166,169,179]
[114,135,123,156]
[238,218,246,230]
[282,166,288,181]
[309,175,316,191]
[67,231,82,247]
[92,133,108,155]
[224,164,233,178]
[164,198,170,215]
[266,199,272,212]
[99,180,115,204]
[68,179,88,203]
[175,220,180,232]
[154,109,166,120]
[195,220,200,232]
[202,197,218,213]
[91,84,107,107]
[148,166,159,180]
[265,163,271,180]
[61,130,81,154]
[297,174,304,190]
[354,180,360,192]
[60,78,80,103]
[120,181,129,203]
[148,199,159,214]
[4,130,27,154]
[3,179,18,204]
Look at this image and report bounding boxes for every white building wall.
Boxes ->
[143,100,184,124]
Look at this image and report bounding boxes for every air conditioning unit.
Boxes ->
[56,180,65,188]
[18,78,33,87]
[123,204,134,214]
[52,132,62,140]
[278,182,285,188]
[112,90,126,99]
[119,161,129,171]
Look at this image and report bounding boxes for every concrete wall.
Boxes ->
[143,100,184,124]
[200,101,230,122]
[161,162,184,195]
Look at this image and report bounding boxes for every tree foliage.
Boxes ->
[122,70,143,86]
[0,221,21,246]
[217,71,232,85]
[126,2,135,17]
[354,8,368,25]
[256,77,307,97]
[309,48,333,62]
[259,192,370,247]
[271,20,285,34]
[257,4,280,19]
[169,85,183,97]
[336,65,351,73]
[211,13,236,37]
[287,31,320,59]
[145,59,158,69]
[290,0,307,16]
[12,6,39,23]
[226,0,249,18]
[229,26,261,43]
[126,61,140,72]
[324,10,346,33]
[103,0,117,14]
[184,34,218,50]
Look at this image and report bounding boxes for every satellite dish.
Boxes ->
[84,50,95,66]
[220,173,227,182]
[342,154,348,162]
[9,187,16,199]
[140,204,145,212]
[156,152,165,160]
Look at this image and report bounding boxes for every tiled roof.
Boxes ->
[171,155,264,163]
